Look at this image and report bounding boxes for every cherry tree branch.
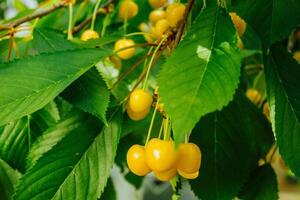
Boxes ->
[0,1,66,31]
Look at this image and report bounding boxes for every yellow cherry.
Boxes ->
[139,22,150,32]
[129,89,153,113]
[119,0,139,20]
[178,169,199,179]
[114,38,136,60]
[149,10,167,25]
[145,138,178,172]
[177,143,201,174]
[148,0,167,8]
[246,89,261,105]
[229,12,247,37]
[126,105,150,121]
[154,167,177,181]
[153,19,170,38]
[293,51,300,63]
[166,3,186,27]
[80,29,99,41]
[127,145,151,176]
[109,56,122,69]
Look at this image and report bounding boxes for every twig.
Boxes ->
[72,0,113,34]
[0,1,66,31]
[172,0,195,50]
[7,31,15,61]
[111,54,149,89]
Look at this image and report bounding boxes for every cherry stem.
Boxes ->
[142,36,167,91]
[125,31,157,38]
[145,99,159,145]
[67,3,73,40]
[91,0,103,30]
[158,119,164,139]
[164,116,170,140]
[7,32,14,61]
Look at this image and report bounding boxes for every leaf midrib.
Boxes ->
[178,6,220,130]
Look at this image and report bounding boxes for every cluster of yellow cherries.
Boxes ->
[138,0,186,42]
[127,138,202,181]
[125,88,201,181]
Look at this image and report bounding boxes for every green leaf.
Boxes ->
[62,68,110,124]
[26,112,86,170]
[239,164,278,200]
[15,111,122,200]
[231,0,300,46]
[0,117,30,172]
[0,158,21,200]
[0,104,60,172]
[264,43,300,178]
[0,48,111,126]
[33,29,77,53]
[190,91,274,200]
[158,4,241,144]
[33,28,110,124]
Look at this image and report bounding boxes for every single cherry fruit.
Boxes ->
[127,105,150,121]
[145,138,178,172]
[80,29,99,41]
[148,0,167,8]
[139,22,150,32]
[129,89,153,113]
[153,19,170,38]
[149,10,167,25]
[229,12,246,37]
[127,144,151,176]
[109,56,122,69]
[119,0,138,20]
[246,88,261,105]
[178,169,199,179]
[166,3,186,27]
[293,51,300,63]
[177,143,201,174]
[154,167,177,181]
[114,38,136,60]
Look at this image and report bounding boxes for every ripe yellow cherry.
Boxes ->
[229,12,247,37]
[293,51,300,63]
[114,39,136,60]
[127,105,150,121]
[177,143,201,174]
[153,19,170,38]
[109,56,122,69]
[178,169,199,179]
[149,10,167,25]
[246,89,261,105]
[119,0,138,20]
[80,29,99,41]
[148,0,167,8]
[166,3,186,27]
[139,22,149,32]
[127,145,151,176]
[154,167,177,181]
[129,89,153,113]
[145,138,178,172]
